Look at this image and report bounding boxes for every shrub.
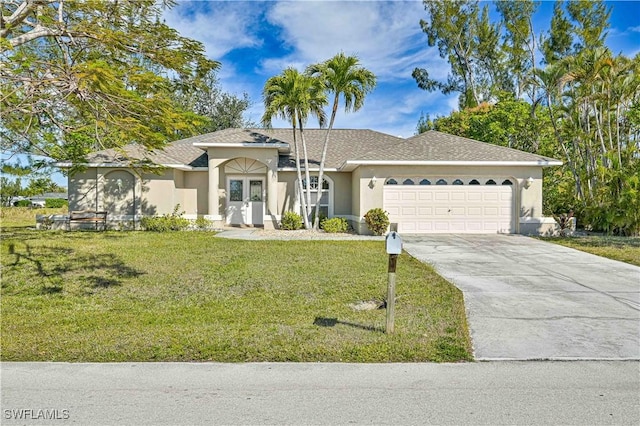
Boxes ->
[281,211,303,230]
[141,205,190,232]
[14,200,31,207]
[195,216,213,230]
[45,198,68,208]
[321,217,350,233]
[364,208,389,236]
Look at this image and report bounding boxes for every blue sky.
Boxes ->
[164,0,640,138]
[33,1,640,186]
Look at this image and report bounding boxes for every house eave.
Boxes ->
[53,162,207,171]
[277,167,340,172]
[340,159,563,171]
[193,142,290,153]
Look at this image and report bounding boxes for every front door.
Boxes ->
[226,177,265,226]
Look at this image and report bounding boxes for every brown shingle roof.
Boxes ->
[352,131,560,164]
[85,138,207,168]
[80,129,561,169]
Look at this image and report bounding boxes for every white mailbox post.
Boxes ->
[385,231,402,333]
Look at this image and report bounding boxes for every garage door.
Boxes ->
[383,185,514,234]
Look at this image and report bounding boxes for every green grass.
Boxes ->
[541,235,640,267]
[1,219,472,362]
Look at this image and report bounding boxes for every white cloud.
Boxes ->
[163,2,264,60]
[262,0,446,81]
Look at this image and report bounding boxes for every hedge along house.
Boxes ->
[55,128,563,234]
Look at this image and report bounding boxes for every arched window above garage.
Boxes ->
[402,178,415,185]
[436,179,447,185]
[469,179,480,185]
[453,179,464,185]
[385,178,398,185]
[419,179,431,185]
[502,179,513,185]
[486,179,497,185]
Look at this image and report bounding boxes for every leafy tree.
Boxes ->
[261,68,327,229]
[413,0,506,108]
[24,177,65,196]
[0,177,23,205]
[495,0,539,100]
[172,70,256,133]
[1,0,218,167]
[415,112,435,134]
[540,1,574,65]
[426,95,553,154]
[306,53,376,230]
[566,0,611,52]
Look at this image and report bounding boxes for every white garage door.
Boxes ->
[383,185,514,234]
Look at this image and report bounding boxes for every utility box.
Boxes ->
[385,231,402,255]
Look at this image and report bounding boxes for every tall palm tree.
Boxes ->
[261,67,327,228]
[306,53,376,229]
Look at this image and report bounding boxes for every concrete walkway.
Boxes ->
[214,227,383,241]
[403,234,640,361]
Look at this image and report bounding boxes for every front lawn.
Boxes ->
[0,228,472,362]
[541,235,640,267]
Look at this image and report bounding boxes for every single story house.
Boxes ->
[55,128,563,234]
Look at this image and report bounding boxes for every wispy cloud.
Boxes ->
[262,0,445,81]
[163,2,264,60]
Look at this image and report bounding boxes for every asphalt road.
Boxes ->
[2,361,639,425]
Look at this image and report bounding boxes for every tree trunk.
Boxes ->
[313,93,339,230]
[298,118,313,229]
[292,124,310,229]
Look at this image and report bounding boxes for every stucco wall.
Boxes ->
[140,170,175,216]
[275,171,353,218]
[68,169,99,212]
[184,171,208,216]
[68,167,210,224]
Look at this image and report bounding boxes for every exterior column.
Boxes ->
[207,152,221,219]
[267,167,278,216]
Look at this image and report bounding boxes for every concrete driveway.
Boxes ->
[402,234,640,360]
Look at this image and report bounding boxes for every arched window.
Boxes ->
[453,179,464,185]
[402,178,415,185]
[301,176,332,217]
[486,179,496,185]
[501,179,513,185]
[419,179,431,185]
[385,178,398,185]
[436,179,447,185]
[469,179,480,185]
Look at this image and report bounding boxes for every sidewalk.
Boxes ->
[215,227,384,241]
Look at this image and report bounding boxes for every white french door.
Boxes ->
[226,176,265,225]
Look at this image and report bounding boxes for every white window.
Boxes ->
[300,176,333,217]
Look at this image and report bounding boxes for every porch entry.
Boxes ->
[226,176,265,226]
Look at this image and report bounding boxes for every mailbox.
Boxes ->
[385,231,402,254]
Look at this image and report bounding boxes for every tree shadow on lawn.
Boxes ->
[314,316,383,333]
[4,241,143,295]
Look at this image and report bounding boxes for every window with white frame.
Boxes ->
[300,176,332,217]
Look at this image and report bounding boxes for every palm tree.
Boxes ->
[261,68,327,228]
[306,53,376,229]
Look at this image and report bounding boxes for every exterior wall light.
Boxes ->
[369,176,377,188]
[524,176,534,189]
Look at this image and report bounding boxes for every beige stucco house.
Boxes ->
[56,128,563,234]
